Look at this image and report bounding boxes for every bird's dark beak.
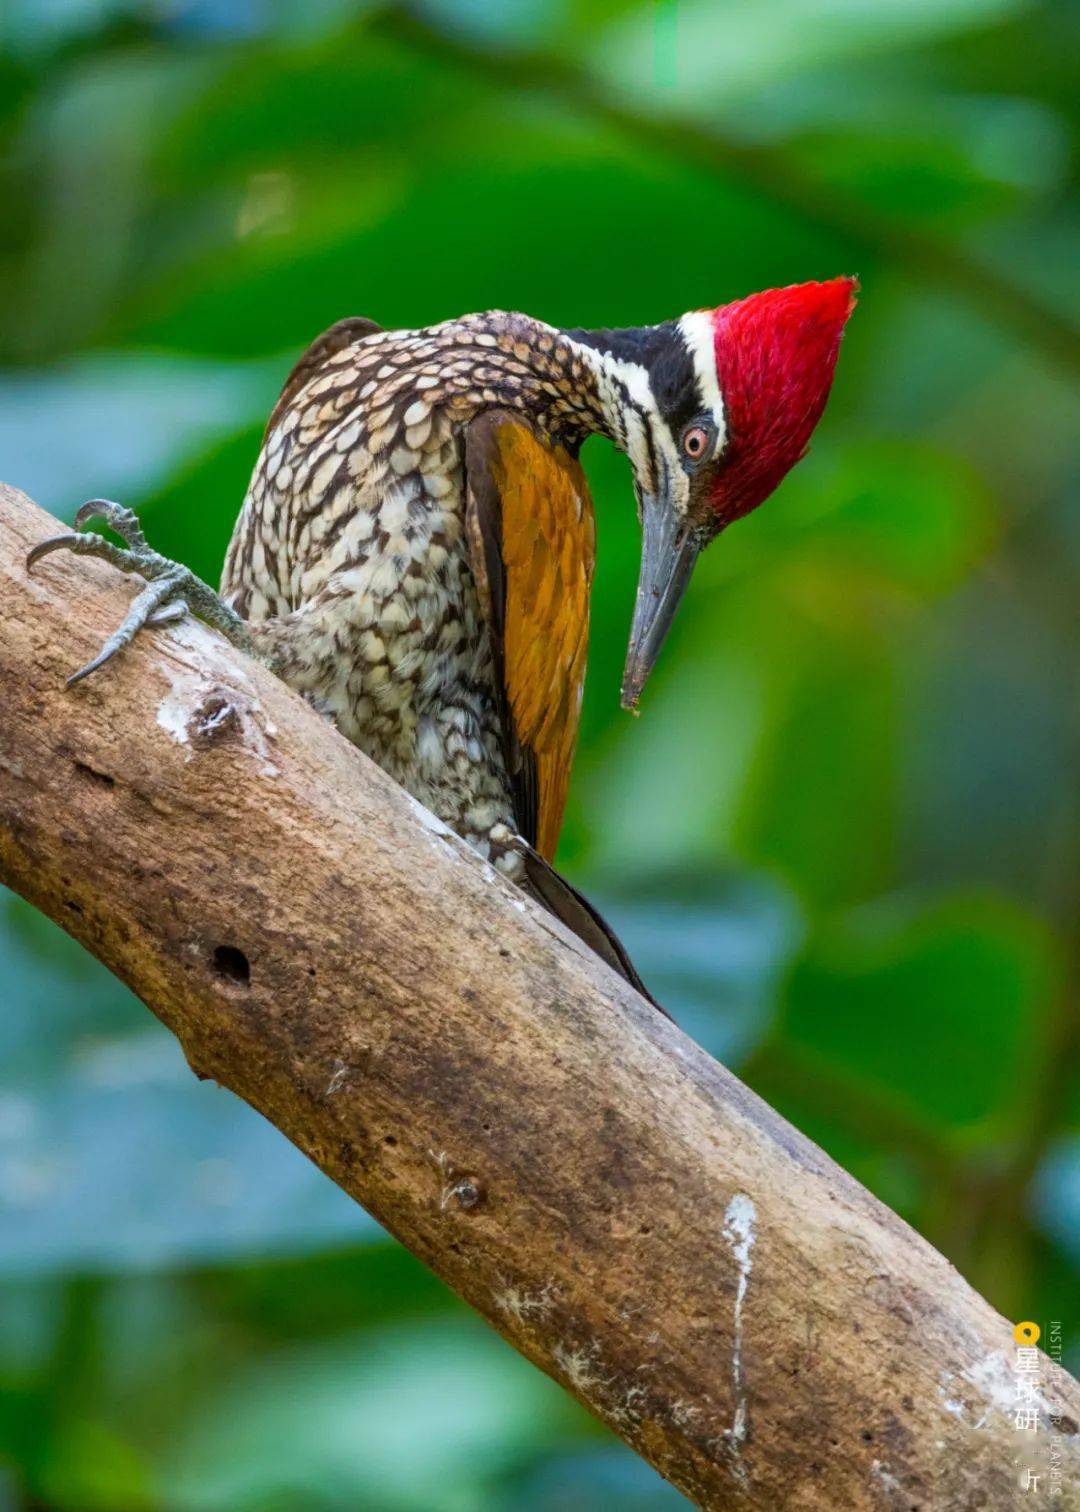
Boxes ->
[621,493,703,711]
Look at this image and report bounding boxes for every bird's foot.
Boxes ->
[27,499,257,687]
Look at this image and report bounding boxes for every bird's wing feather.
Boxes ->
[516,844,667,1013]
[464,409,595,861]
[263,316,384,440]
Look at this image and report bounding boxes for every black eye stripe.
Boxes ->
[651,341,700,430]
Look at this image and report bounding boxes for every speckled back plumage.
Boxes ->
[221,311,607,873]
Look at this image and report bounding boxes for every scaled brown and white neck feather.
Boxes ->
[398,311,615,449]
[368,309,675,462]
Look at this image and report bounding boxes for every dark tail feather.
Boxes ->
[519,846,670,1019]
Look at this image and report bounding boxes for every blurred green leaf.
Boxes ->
[735,642,900,907]
[163,1321,589,1512]
[592,871,803,1061]
[498,1446,687,1510]
[0,354,272,513]
[599,0,1034,108]
[698,437,998,598]
[1033,1138,1080,1269]
[779,893,1058,1134]
[139,424,267,583]
[39,1418,153,1512]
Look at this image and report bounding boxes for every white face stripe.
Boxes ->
[678,310,727,452]
[603,353,690,514]
[573,342,654,462]
[567,337,692,514]
[589,347,654,425]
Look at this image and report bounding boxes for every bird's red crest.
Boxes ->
[709,277,857,521]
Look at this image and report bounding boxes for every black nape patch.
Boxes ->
[563,321,702,431]
[564,322,675,368]
[649,336,703,432]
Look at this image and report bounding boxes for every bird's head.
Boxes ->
[573,277,857,708]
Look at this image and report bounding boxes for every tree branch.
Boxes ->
[1,481,1077,1509]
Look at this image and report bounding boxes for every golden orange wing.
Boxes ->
[465,410,595,862]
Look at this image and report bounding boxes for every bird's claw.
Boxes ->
[74,498,150,551]
[146,599,189,627]
[26,498,255,687]
[62,574,191,687]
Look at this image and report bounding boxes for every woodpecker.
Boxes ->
[29,279,856,996]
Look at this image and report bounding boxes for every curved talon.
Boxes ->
[74,498,148,552]
[67,652,117,688]
[65,575,183,687]
[27,528,151,579]
[27,534,79,571]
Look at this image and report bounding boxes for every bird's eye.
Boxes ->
[682,425,710,461]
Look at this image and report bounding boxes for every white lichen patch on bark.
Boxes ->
[721,1192,757,1471]
[324,1058,350,1096]
[547,1334,657,1437]
[153,619,280,774]
[871,1458,903,1495]
[938,1350,1060,1436]
[963,1349,1057,1430]
[553,1340,612,1398]
[495,1279,558,1326]
[155,682,194,753]
[405,792,456,841]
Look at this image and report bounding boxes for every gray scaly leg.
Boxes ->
[27,500,258,687]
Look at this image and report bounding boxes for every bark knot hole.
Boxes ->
[449,1176,484,1211]
[212,945,250,985]
[74,760,115,789]
[190,692,241,745]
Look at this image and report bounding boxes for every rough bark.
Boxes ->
[1,481,1077,1509]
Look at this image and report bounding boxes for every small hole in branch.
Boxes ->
[213,945,250,985]
[74,761,115,789]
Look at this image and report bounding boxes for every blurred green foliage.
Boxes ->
[1,0,1077,1507]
